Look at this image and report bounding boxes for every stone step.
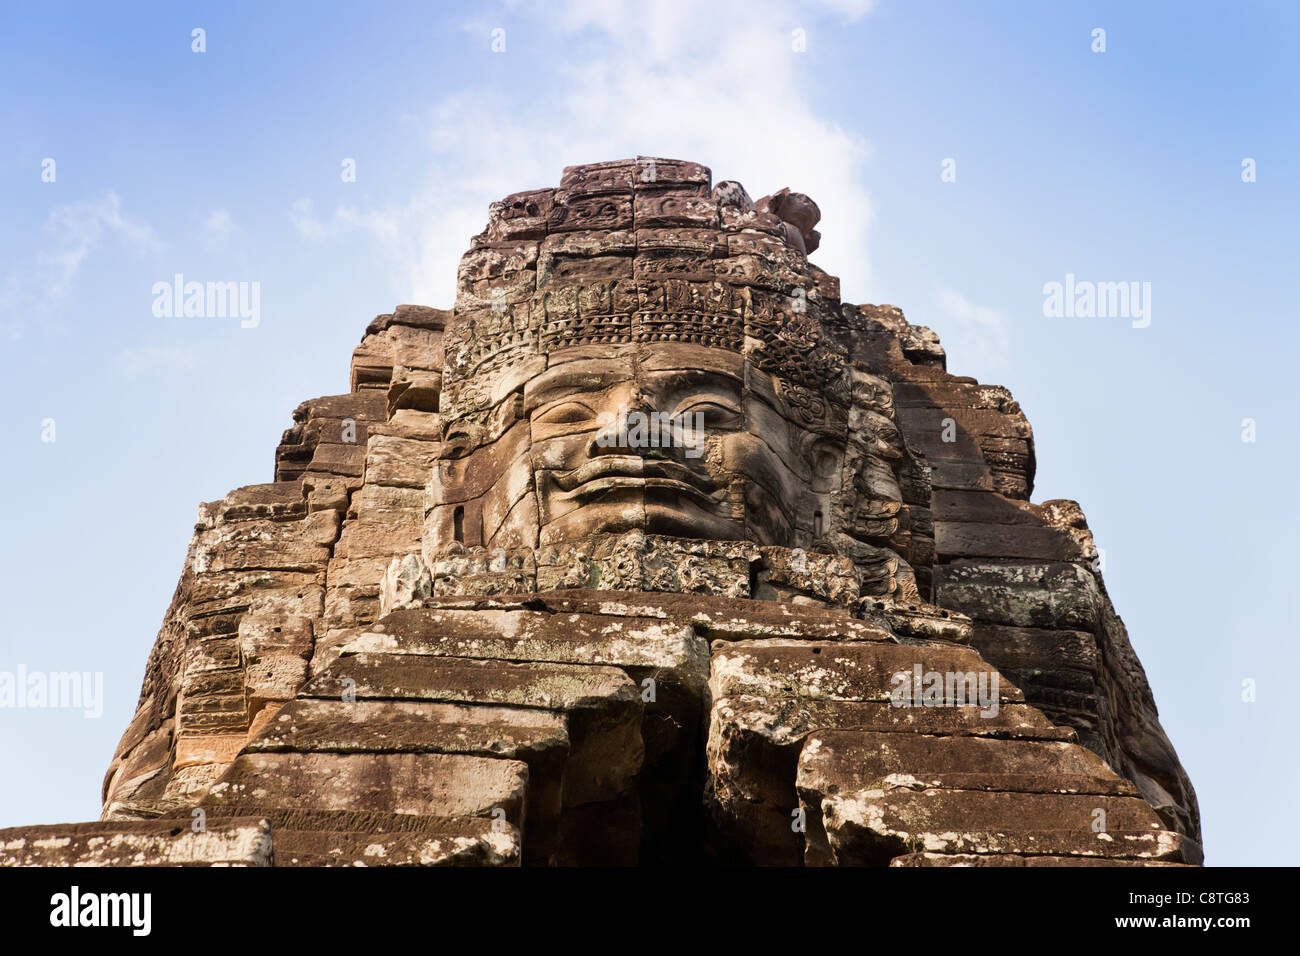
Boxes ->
[934,521,1081,562]
[271,822,519,867]
[713,695,1074,748]
[969,622,1101,676]
[246,698,570,762]
[347,609,702,825]
[889,852,1192,867]
[304,652,641,713]
[417,588,895,643]
[797,731,1136,797]
[351,605,711,866]
[929,489,1043,525]
[705,694,1074,866]
[301,654,644,808]
[359,606,707,678]
[0,818,273,867]
[810,788,1195,865]
[710,639,1024,704]
[203,751,528,824]
[833,772,1134,796]
[175,805,478,833]
[932,561,1101,632]
[243,698,568,863]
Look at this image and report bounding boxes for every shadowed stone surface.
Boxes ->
[1,159,1197,867]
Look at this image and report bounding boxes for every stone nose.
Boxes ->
[586,393,661,459]
[588,404,640,458]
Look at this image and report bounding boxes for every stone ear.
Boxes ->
[439,420,482,459]
[808,437,845,490]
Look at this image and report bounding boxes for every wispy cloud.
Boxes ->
[289,198,327,241]
[116,345,197,376]
[38,191,157,296]
[2,191,157,338]
[292,197,401,246]
[933,288,1012,379]
[293,0,879,308]
[203,209,236,243]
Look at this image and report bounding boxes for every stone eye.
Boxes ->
[537,401,597,425]
[677,399,741,429]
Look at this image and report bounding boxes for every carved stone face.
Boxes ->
[429,341,847,551]
[526,347,740,544]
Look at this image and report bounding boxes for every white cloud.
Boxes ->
[38,191,156,297]
[2,191,157,337]
[117,345,197,375]
[290,199,401,246]
[0,276,20,341]
[933,288,1012,379]
[203,209,236,243]
[290,198,328,241]
[301,0,878,308]
[335,206,402,245]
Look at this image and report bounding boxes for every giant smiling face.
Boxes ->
[428,341,847,552]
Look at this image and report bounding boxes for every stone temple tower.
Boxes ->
[1,158,1199,866]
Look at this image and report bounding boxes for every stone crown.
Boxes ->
[441,157,846,395]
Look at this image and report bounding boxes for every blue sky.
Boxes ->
[1,1,1295,865]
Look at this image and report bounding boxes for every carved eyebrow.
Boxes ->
[533,398,600,421]
[644,367,743,385]
[671,393,742,416]
[651,370,743,405]
[525,370,629,413]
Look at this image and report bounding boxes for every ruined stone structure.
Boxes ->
[1,159,1199,866]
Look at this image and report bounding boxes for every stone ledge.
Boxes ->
[0,818,273,867]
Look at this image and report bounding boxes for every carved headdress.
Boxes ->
[439,157,848,423]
